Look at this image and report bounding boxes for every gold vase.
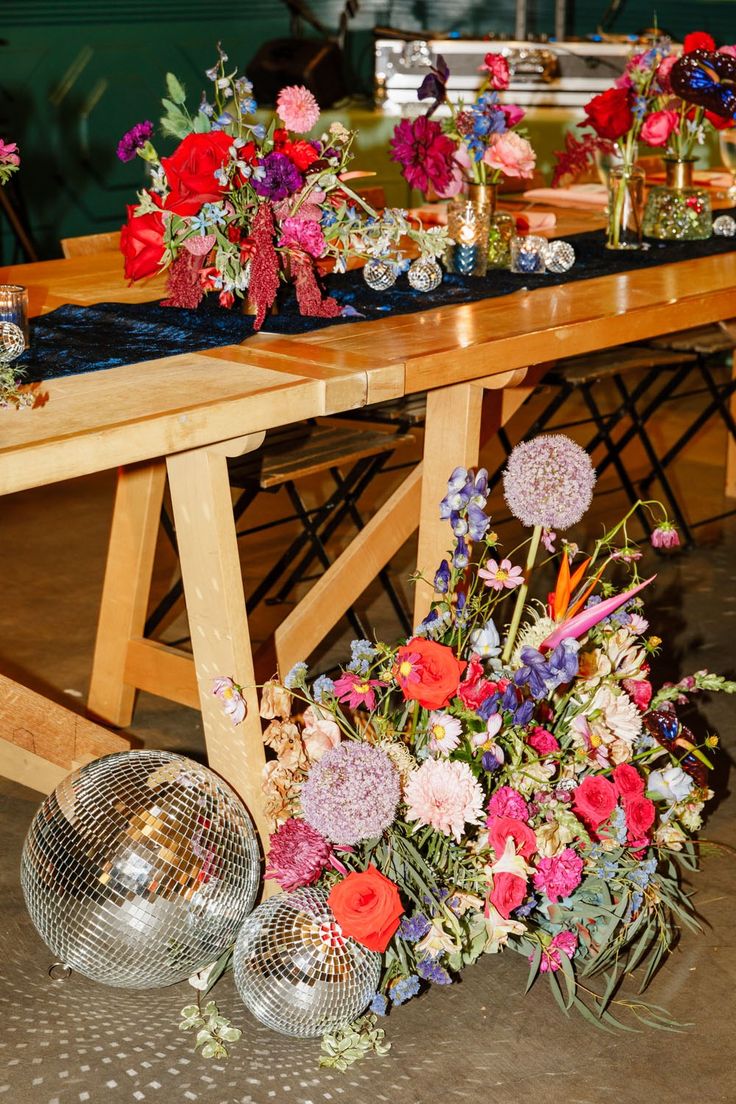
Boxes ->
[642,159,712,240]
[446,183,493,277]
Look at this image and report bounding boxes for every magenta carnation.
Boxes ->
[532,848,584,902]
[278,216,327,258]
[389,116,457,194]
[538,930,578,973]
[266,818,333,891]
[487,785,530,823]
[116,120,154,163]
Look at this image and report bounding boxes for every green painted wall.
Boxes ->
[1,1,733,261]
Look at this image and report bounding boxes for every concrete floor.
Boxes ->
[1,370,735,1103]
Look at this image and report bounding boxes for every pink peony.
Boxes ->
[483,131,536,179]
[481,52,510,90]
[278,216,327,258]
[266,818,334,890]
[276,85,320,133]
[302,704,341,761]
[405,758,485,842]
[490,872,527,918]
[532,848,583,902]
[528,727,560,756]
[487,785,529,823]
[537,930,577,973]
[640,109,679,148]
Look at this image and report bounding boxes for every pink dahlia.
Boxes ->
[532,848,583,902]
[276,85,320,133]
[266,818,334,891]
[405,758,485,842]
[389,116,457,195]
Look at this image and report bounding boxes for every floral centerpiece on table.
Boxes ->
[117,44,446,330]
[390,52,536,196]
[0,138,33,411]
[213,434,734,1066]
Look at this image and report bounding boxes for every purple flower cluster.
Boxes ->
[417,957,452,985]
[116,120,154,163]
[439,467,491,543]
[301,741,400,845]
[252,151,303,201]
[398,914,432,943]
[503,435,596,530]
[514,641,579,700]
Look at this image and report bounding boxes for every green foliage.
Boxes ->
[319,1014,391,1071]
[165,72,187,105]
[179,1000,241,1060]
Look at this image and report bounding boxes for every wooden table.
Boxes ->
[2,224,735,843]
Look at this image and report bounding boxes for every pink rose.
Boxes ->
[490,872,527,919]
[624,794,656,842]
[501,104,525,128]
[572,775,618,830]
[489,816,537,859]
[528,727,560,756]
[612,762,645,800]
[622,677,653,711]
[483,131,536,179]
[487,785,530,823]
[481,52,510,91]
[640,109,679,148]
[302,704,341,761]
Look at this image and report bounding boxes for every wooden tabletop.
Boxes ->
[2,222,735,497]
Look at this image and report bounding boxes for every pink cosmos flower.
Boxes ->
[212,676,247,725]
[477,557,524,591]
[427,711,463,755]
[487,785,529,822]
[395,649,422,691]
[302,704,341,761]
[266,818,335,890]
[536,930,577,972]
[278,216,327,258]
[483,131,536,179]
[640,109,679,148]
[651,523,680,549]
[276,85,320,133]
[405,758,485,842]
[481,53,510,90]
[333,671,385,710]
[532,848,583,902]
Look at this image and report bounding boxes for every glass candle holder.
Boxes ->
[445,193,491,277]
[510,235,546,275]
[0,284,29,346]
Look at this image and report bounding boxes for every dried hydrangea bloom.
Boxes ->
[503,434,596,530]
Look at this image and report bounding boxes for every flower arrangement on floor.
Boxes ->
[390,52,536,196]
[117,44,446,329]
[213,434,734,1065]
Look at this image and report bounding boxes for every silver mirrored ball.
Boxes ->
[363,258,397,291]
[0,321,25,362]
[713,214,736,237]
[21,750,261,989]
[233,887,380,1037]
[407,257,443,292]
[542,240,576,273]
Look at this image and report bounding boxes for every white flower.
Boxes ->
[587,685,642,747]
[648,765,694,804]
[427,711,463,755]
[416,918,459,958]
[483,906,526,953]
[468,620,501,659]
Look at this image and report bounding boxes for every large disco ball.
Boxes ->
[233,887,380,1037]
[21,750,261,989]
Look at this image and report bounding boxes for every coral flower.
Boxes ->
[276,85,320,133]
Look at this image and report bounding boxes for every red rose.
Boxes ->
[395,638,466,711]
[624,794,655,842]
[161,131,232,216]
[490,872,527,919]
[457,654,496,711]
[683,31,716,54]
[120,199,165,281]
[284,138,320,172]
[528,727,560,756]
[613,762,645,800]
[328,864,404,953]
[583,87,634,140]
[489,816,537,859]
[572,775,618,830]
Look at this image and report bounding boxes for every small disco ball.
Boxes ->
[407,257,443,292]
[21,750,261,989]
[542,239,576,274]
[363,257,397,291]
[0,321,25,362]
[713,214,736,237]
[233,887,380,1037]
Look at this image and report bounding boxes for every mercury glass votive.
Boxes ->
[445,195,491,277]
[510,236,546,275]
[0,284,29,346]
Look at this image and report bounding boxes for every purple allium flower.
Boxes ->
[116,120,154,162]
[417,957,452,985]
[252,151,303,200]
[503,434,596,530]
[650,522,680,550]
[301,742,400,845]
[265,818,334,891]
[398,914,432,942]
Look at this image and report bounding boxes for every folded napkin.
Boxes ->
[521,185,608,209]
[515,211,557,232]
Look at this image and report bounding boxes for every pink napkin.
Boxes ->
[521,185,608,209]
[515,211,556,232]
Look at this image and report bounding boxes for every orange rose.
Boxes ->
[328,865,404,952]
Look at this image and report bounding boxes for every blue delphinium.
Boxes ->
[515,647,549,699]
[546,639,579,689]
[370,993,388,1016]
[434,559,451,594]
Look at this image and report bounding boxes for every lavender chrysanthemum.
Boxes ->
[301,742,400,845]
[502,434,596,530]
